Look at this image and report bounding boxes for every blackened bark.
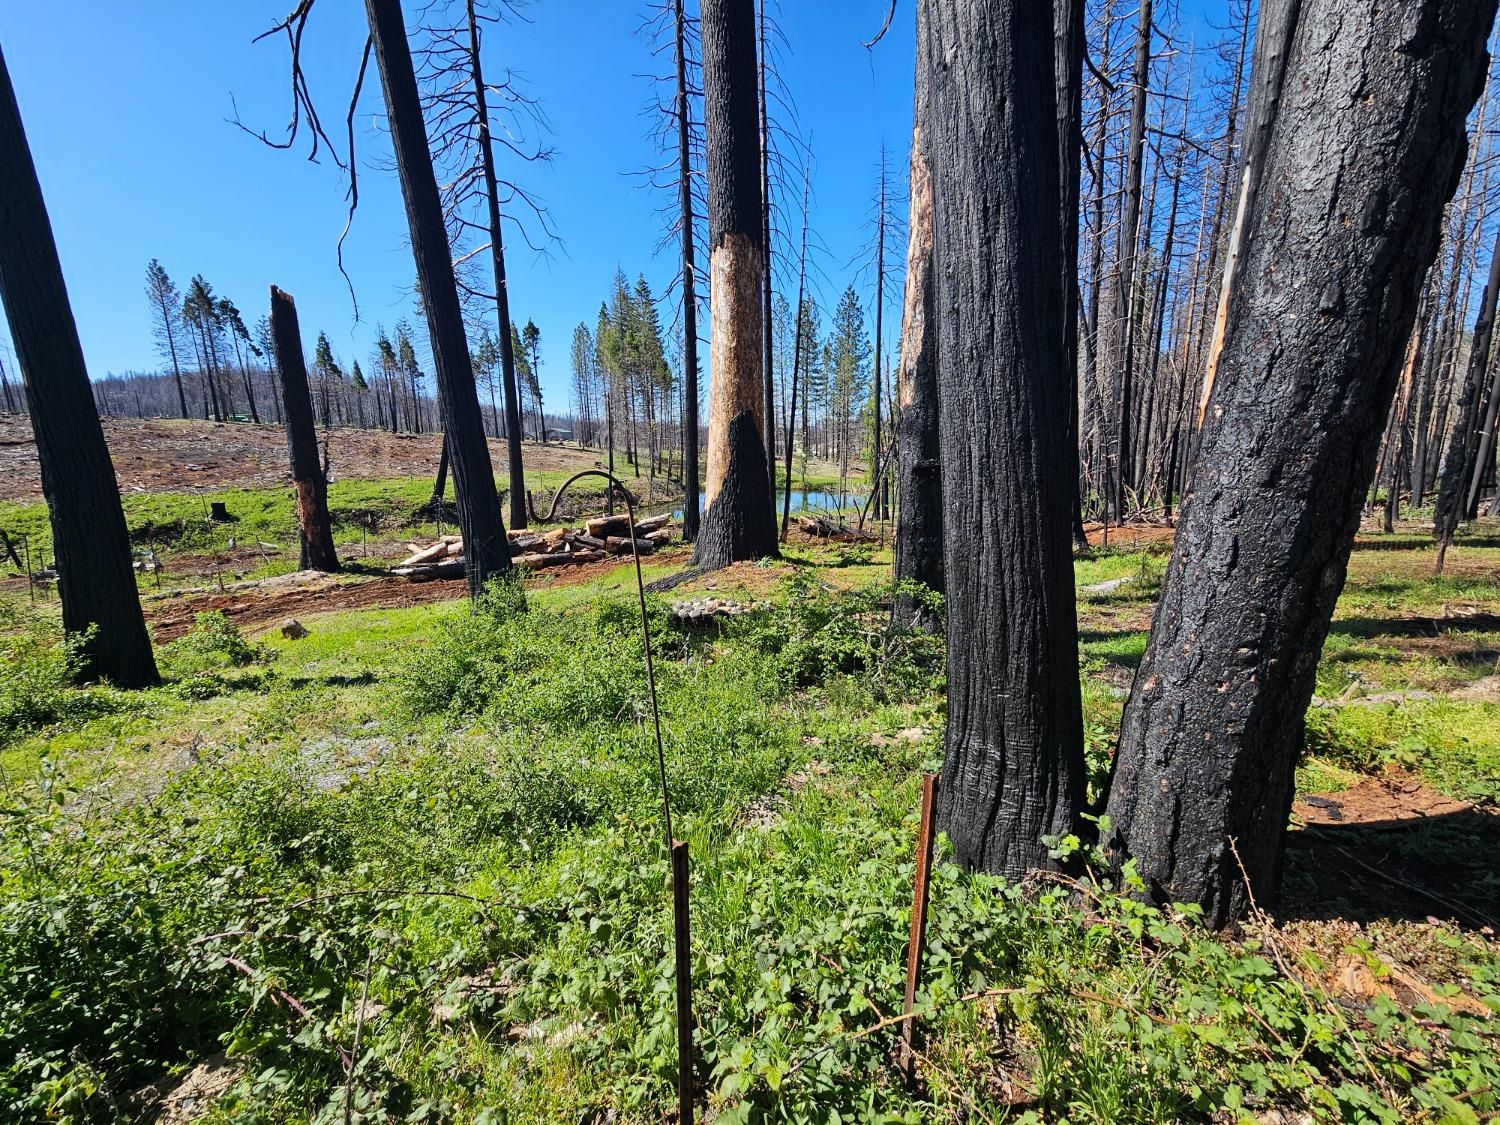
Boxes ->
[893,37,942,630]
[1105,0,1496,928]
[780,176,810,541]
[1056,0,1088,549]
[695,0,778,568]
[365,0,510,596]
[758,0,776,493]
[269,287,340,573]
[431,433,450,507]
[1109,0,1152,520]
[1435,228,1500,565]
[466,0,528,531]
[0,44,158,687]
[923,0,1085,877]
[675,0,702,543]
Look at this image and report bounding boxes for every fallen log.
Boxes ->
[797,515,874,541]
[587,514,633,539]
[396,541,453,568]
[633,513,671,534]
[513,552,571,570]
[392,558,466,581]
[605,536,656,555]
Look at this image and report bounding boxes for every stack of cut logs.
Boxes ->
[796,515,874,541]
[670,597,750,627]
[392,513,676,581]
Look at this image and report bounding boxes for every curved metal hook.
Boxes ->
[547,469,675,850]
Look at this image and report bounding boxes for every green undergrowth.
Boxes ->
[1,543,1497,1122]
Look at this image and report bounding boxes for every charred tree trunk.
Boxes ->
[366,0,510,595]
[893,31,943,629]
[432,433,450,508]
[1105,0,1496,928]
[781,175,810,541]
[269,288,340,573]
[695,0,778,568]
[1434,227,1500,569]
[466,0,528,530]
[0,44,157,687]
[676,0,702,543]
[1108,0,1152,521]
[923,0,1085,877]
[1057,0,1088,548]
[758,0,776,493]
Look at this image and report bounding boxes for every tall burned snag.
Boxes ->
[365,0,511,595]
[421,0,553,530]
[269,287,340,573]
[0,43,158,687]
[922,0,1085,877]
[695,0,778,568]
[675,0,703,542]
[1105,0,1497,928]
[892,27,942,630]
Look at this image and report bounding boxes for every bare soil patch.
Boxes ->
[0,414,603,503]
[146,572,465,643]
[1284,770,1500,931]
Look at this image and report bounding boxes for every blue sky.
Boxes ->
[1,0,923,407]
[4,1,1236,409]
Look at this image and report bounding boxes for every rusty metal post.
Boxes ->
[899,772,939,1084]
[671,839,694,1124]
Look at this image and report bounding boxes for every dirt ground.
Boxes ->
[141,546,700,643]
[1285,770,1500,932]
[143,573,463,643]
[0,414,603,503]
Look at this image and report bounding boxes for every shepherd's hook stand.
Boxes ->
[544,472,694,1123]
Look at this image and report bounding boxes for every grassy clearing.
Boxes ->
[0,525,1496,1122]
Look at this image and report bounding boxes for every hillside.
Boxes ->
[0,415,609,504]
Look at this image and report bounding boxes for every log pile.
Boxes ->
[796,515,875,541]
[391,514,678,581]
[670,596,750,627]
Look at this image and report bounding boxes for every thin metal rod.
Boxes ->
[544,469,675,847]
[899,772,939,1085]
[671,839,695,1125]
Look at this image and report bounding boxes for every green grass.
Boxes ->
[0,523,1497,1122]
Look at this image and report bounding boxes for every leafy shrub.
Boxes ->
[0,609,111,747]
[164,611,272,675]
[733,573,944,699]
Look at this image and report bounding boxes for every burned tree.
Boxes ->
[420,0,554,531]
[695,0,778,568]
[269,287,340,573]
[246,0,511,595]
[674,0,703,541]
[892,21,942,629]
[1434,227,1500,570]
[923,0,1085,876]
[366,0,511,595]
[0,43,158,687]
[1105,0,1497,927]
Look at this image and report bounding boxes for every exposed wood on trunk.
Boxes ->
[695,0,778,569]
[892,107,942,629]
